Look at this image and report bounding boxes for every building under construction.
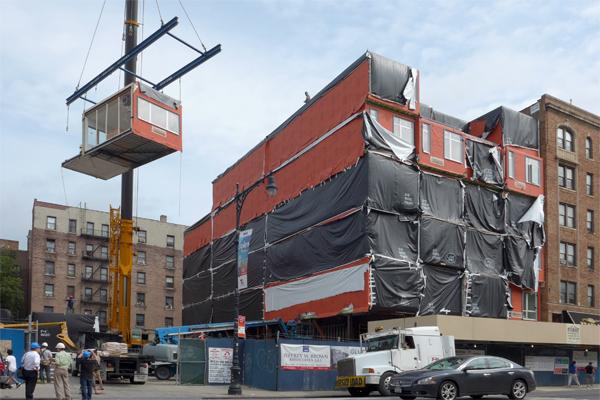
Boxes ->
[182,52,545,336]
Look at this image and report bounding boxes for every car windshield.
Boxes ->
[364,335,399,352]
[424,357,469,370]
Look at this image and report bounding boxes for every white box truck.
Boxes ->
[336,326,455,396]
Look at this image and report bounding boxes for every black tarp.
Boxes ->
[367,152,419,213]
[371,257,423,313]
[505,236,536,289]
[469,274,508,318]
[267,211,369,281]
[464,185,505,233]
[267,158,367,244]
[420,217,465,268]
[212,260,236,297]
[466,141,504,185]
[242,216,266,252]
[369,53,411,104]
[31,312,96,349]
[182,270,212,305]
[420,104,466,131]
[471,106,538,149]
[212,289,263,323]
[419,264,462,316]
[183,244,211,279]
[466,230,504,275]
[506,193,544,246]
[182,300,212,325]
[420,173,463,221]
[212,231,236,267]
[368,211,418,263]
[247,249,266,288]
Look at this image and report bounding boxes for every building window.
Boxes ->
[67,241,76,255]
[44,284,54,297]
[586,137,593,159]
[444,131,463,163]
[84,287,92,300]
[393,116,414,145]
[45,261,55,275]
[422,124,431,154]
[67,264,76,277]
[46,239,56,253]
[68,219,77,234]
[588,247,595,270]
[136,292,145,306]
[84,265,93,279]
[558,164,575,190]
[369,109,378,122]
[67,285,75,298]
[166,235,175,248]
[586,173,593,196]
[100,246,108,259]
[522,291,537,320]
[137,272,146,285]
[137,251,146,265]
[138,230,147,244]
[135,314,145,327]
[44,306,54,313]
[85,244,94,256]
[98,311,107,324]
[560,281,577,304]
[86,222,94,235]
[559,242,576,266]
[165,276,174,289]
[101,224,109,237]
[587,210,595,233]
[557,127,574,152]
[99,267,108,281]
[83,309,92,315]
[47,216,57,230]
[166,255,175,269]
[164,317,173,327]
[507,151,515,178]
[525,157,540,185]
[137,97,180,134]
[165,296,174,309]
[588,285,595,307]
[559,203,576,228]
[99,288,108,302]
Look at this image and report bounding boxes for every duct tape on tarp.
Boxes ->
[419,264,462,316]
[367,151,420,213]
[420,217,465,269]
[420,173,463,221]
[464,185,505,233]
[371,256,423,313]
[363,113,415,161]
[469,274,509,318]
[368,211,418,263]
[465,230,504,275]
[466,141,504,185]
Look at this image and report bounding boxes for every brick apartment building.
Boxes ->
[524,95,600,322]
[27,200,185,333]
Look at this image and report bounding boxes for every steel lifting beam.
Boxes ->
[66,17,179,105]
[154,44,221,90]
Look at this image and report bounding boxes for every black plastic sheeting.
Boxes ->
[470,106,538,149]
[506,193,544,247]
[371,257,423,314]
[367,153,419,213]
[183,300,212,325]
[31,312,96,349]
[466,230,504,275]
[504,236,536,290]
[212,289,263,323]
[419,264,462,316]
[469,274,508,318]
[464,185,505,233]
[420,217,465,268]
[369,53,411,104]
[183,243,211,279]
[466,141,504,185]
[368,211,418,263]
[213,231,236,267]
[182,270,211,305]
[243,216,266,252]
[420,173,463,221]
[420,104,467,131]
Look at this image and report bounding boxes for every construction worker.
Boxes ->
[39,342,53,383]
[21,342,41,399]
[53,342,72,400]
[77,350,97,400]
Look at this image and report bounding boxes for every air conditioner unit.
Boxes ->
[560,259,567,265]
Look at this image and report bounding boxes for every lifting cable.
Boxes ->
[76,0,108,91]
[155,0,164,24]
[177,0,207,52]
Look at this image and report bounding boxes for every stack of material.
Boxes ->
[101,342,128,355]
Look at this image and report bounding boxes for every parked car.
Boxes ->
[390,355,536,400]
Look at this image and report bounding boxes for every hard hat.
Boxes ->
[41,342,49,347]
[56,343,66,349]
[31,342,41,349]
[83,351,92,359]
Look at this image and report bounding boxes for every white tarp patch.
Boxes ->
[518,195,544,225]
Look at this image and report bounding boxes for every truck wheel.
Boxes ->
[155,366,171,380]
[348,387,370,397]
[378,371,395,396]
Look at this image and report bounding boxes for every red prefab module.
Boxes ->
[62,81,183,179]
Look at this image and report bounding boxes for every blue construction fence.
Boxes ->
[0,328,25,368]
[523,347,599,386]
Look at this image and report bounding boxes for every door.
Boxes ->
[460,357,492,395]
[486,357,514,394]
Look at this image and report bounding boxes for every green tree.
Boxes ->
[0,249,24,319]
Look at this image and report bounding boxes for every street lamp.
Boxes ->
[228,175,277,395]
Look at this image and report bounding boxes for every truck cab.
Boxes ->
[337,326,455,396]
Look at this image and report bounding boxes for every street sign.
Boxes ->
[237,315,246,338]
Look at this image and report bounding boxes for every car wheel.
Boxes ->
[348,387,371,397]
[508,379,527,400]
[378,371,395,396]
[154,366,171,380]
[438,380,458,400]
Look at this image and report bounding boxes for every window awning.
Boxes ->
[565,310,600,325]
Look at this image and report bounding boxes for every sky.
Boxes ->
[1,0,599,249]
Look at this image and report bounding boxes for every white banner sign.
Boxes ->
[280,344,331,370]
[330,346,363,368]
[525,356,555,371]
[208,347,233,383]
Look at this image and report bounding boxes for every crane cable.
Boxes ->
[155,0,164,24]
[177,0,207,52]
[76,0,108,91]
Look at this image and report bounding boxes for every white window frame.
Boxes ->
[137,251,146,265]
[587,247,594,269]
[46,239,56,253]
[586,173,593,196]
[422,123,431,154]
[444,130,463,163]
[46,216,56,230]
[67,263,76,277]
[525,157,540,186]
[393,116,414,145]
[522,291,537,320]
[44,284,54,297]
[137,97,180,134]
[587,210,594,232]
[507,151,515,178]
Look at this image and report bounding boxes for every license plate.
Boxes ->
[336,376,366,388]
[133,374,147,382]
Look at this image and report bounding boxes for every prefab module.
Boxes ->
[183,52,545,329]
[63,82,182,180]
